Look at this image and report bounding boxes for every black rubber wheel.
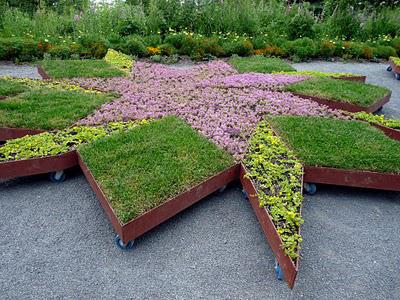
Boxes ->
[114,235,135,250]
[396,73,400,80]
[387,66,392,72]
[49,171,66,183]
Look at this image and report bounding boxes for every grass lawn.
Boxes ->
[0,88,114,130]
[40,59,126,78]
[79,116,235,224]
[270,116,400,174]
[284,77,390,107]
[0,78,28,97]
[229,55,296,73]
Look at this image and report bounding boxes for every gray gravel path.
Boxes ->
[1,62,400,299]
[0,62,41,79]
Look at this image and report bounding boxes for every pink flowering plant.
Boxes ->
[71,60,346,159]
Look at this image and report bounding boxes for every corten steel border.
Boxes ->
[0,127,45,141]
[37,66,51,80]
[0,150,78,181]
[389,58,400,75]
[292,91,391,113]
[333,75,366,83]
[78,153,240,243]
[240,164,301,289]
[303,166,400,191]
[371,123,400,141]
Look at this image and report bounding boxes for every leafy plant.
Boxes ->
[229,56,296,74]
[353,112,400,129]
[245,120,304,260]
[103,49,133,74]
[0,119,150,162]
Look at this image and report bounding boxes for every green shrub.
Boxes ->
[317,40,336,58]
[283,38,316,61]
[287,5,316,40]
[196,37,225,57]
[48,45,71,59]
[0,37,42,62]
[345,42,364,59]
[222,38,254,57]
[391,38,400,56]
[123,35,148,57]
[374,45,397,59]
[159,43,174,56]
[143,34,162,47]
[78,36,109,59]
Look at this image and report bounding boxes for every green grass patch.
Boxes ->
[0,88,114,130]
[79,116,235,224]
[270,116,400,174]
[0,78,29,97]
[229,55,296,73]
[284,77,390,107]
[40,59,126,78]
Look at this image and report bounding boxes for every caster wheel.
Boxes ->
[303,183,317,195]
[396,73,400,80]
[374,106,383,113]
[218,185,227,194]
[241,189,248,199]
[274,262,284,281]
[114,235,135,250]
[49,171,66,183]
[387,66,392,72]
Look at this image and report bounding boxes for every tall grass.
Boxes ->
[0,0,399,41]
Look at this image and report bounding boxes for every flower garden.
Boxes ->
[1,48,400,289]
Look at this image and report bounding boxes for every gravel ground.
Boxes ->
[0,62,41,79]
[1,61,400,299]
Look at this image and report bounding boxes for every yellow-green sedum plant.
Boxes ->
[0,119,150,162]
[104,49,134,74]
[244,120,304,260]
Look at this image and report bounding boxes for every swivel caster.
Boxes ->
[49,171,66,183]
[114,235,135,250]
[218,185,227,194]
[396,73,400,81]
[241,189,248,200]
[374,106,383,114]
[303,183,317,195]
[387,66,392,72]
[274,261,284,281]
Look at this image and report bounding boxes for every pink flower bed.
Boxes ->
[74,61,346,159]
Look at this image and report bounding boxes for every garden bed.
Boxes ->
[78,117,237,244]
[388,57,400,80]
[270,116,400,191]
[38,59,127,79]
[352,112,400,141]
[284,77,391,113]
[275,71,366,82]
[240,165,300,289]
[229,56,296,74]
[0,87,114,131]
[241,120,303,289]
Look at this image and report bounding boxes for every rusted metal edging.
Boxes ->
[303,166,400,191]
[334,75,366,83]
[0,127,45,142]
[292,91,391,113]
[78,152,240,243]
[240,164,300,289]
[37,66,51,80]
[0,150,78,181]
